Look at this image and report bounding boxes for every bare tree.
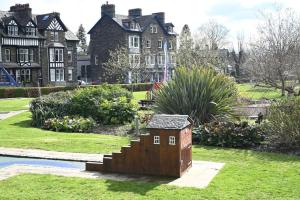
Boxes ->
[103,47,149,83]
[195,19,229,50]
[249,7,300,96]
[231,32,247,80]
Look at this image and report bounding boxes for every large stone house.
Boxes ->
[88,3,177,83]
[0,4,78,86]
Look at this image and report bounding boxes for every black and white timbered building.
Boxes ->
[0,4,78,86]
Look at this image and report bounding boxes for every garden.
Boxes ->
[0,67,299,199]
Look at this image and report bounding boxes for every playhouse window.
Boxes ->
[169,136,176,145]
[153,136,160,144]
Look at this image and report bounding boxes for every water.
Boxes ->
[0,156,85,170]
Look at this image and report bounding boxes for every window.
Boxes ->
[129,35,140,48]
[169,136,176,145]
[8,26,18,36]
[29,49,34,62]
[95,55,99,65]
[56,68,64,82]
[68,51,72,63]
[170,54,176,64]
[145,55,151,65]
[154,136,160,144]
[49,48,63,62]
[50,31,59,42]
[5,49,11,62]
[26,27,36,36]
[19,49,29,63]
[168,26,173,33]
[158,40,162,48]
[16,69,31,83]
[68,69,73,81]
[129,54,140,67]
[146,40,151,48]
[150,25,157,33]
[151,55,156,65]
[157,55,164,65]
[130,22,139,30]
[50,69,55,82]
[169,41,173,50]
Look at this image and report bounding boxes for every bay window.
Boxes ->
[19,49,29,63]
[129,35,140,48]
[49,48,64,82]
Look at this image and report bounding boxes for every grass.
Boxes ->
[132,91,147,101]
[0,98,32,112]
[0,87,299,199]
[0,112,129,153]
[0,147,299,199]
[237,83,282,100]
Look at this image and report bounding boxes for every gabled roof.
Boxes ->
[146,114,193,130]
[36,13,67,31]
[65,30,79,41]
[88,13,176,36]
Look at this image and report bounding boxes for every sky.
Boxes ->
[0,0,299,49]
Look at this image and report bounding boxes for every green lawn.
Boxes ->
[0,112,129,153]
[0,146,299,200]
[0,98,32,112]
[237,83,282,100]
[0,88,299,199]
[133,91,147,101]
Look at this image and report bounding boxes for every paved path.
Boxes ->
[0,147,225,188]
[0,110,27,120]
[0,147,102,162]
[0,161,224,188]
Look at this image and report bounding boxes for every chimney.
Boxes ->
[101,2,115,18]
[153,12,165,24]
[128,8,142,18]
[10,4,32,18]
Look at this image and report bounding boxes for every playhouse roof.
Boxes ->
[146,114,193,130]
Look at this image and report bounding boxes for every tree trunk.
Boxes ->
[281,79,286,96]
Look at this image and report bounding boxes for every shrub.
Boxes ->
[99,96,137,124]
[30,84,137,127]
[70,84,134,122]
[30,91,74,127]
[43,116,96,133]
[0,83,153,98]
[193,121,265,148]
[155,67,238,125]
[262,97,300,152]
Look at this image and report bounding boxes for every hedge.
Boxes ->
[0,83,153,98]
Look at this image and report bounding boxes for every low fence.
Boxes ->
[234,104,270,118]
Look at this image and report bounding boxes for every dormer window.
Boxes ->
[26,22,36,36]
[168,26,173,33]
[130,22,139,30]
[150,25,157,33]
[26,27,36,36]
[7,20,18,36]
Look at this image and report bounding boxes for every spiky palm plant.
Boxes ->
[155,67,238,125]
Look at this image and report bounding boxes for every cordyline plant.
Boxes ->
[154,67,238,125]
